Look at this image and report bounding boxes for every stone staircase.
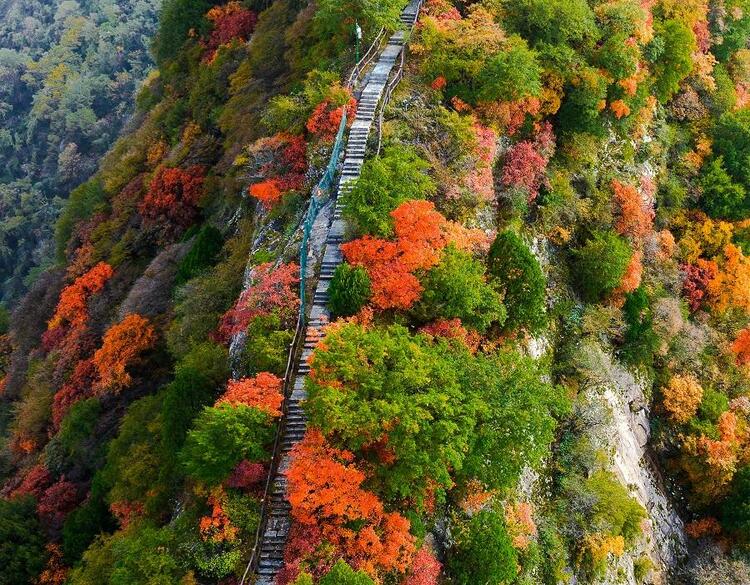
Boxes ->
[252,2,422,582]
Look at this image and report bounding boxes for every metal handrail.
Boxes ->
[345,27,386,89]
[239,106,349,585]
[376,47,405,156]
[376,0,423,155]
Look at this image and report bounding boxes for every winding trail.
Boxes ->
[250,2,422,582]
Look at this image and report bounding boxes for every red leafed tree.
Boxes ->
[217,262,300,340]
[226,460,266,490]
[306,97,357,141]
[37,479,78,526]
[501,124,555,202]
[52,359,97,430]
[276,522,327,585]
[48,262,114,330]
[683,259,718,312]
[216,372,283,416]
[502,141,547,200]
[732,328,750,365]
[93,314,157,393]
[204,1,257,58]
[138,166,205,238]
[612,179,654,240]
[286,430,415,577]
[247,134,307,209]
[403,546,441,585]
[420,318,480,352]
[12,463,52,498]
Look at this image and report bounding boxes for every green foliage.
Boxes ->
[556,67,608,135]
[572,230,632,302]
[242,314,294,376]
[700,157,748,220]
[488,231,547,333]
[153,0,212,65]
[416,245,506,332]
[68,521,186,585]
[311,0,403,57]
[319,560,376,585]
[342,146,436,237]
[721,465,750,538]
[160,342,229,485]
[0,496,46,585]
[306,323,566,503]
[585,470,646,544]
[477,37,543,102]
[262,70,351,135]
[180,404,274,485]
[46,398,101,473]
[306,323,480,503]
[504,0,599,47]
[461,350,569,491]
[101,395,164,517]
[649,20,696,103]
[328,263,371,318]
[621,287,660,367]
[62,473,117,564]
[712,0,750,61]
[713,109,750,192]
[56,179,107,262]
[595,32,639,80]
[177,225,224,285]
[448,509,518,585]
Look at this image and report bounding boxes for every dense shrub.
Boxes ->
[0,496,46,585]
[328,264,372,318]
[415,245,505,332]
[176,225,224,285]
[488,231,546,333]
[448,510,518,585]
[572,231,632,302]
[180,404,274,485]
[342,146,436,237]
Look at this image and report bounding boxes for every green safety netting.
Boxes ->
[299,108,348,317]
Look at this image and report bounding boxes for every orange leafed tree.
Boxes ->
[341,200,486,310]
[612,179,653,240]
[248,180,283,209]
[732,328,750,365]
[48,262,114,329]
[706,244,750,314]
[93,314,157,393]
[662,374,703,424]
[216,372,283,416]
[286,429,415,577]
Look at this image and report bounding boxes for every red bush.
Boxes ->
[37,479,78,526]
[139,166,205,239]
[204,2,257,59]
[217,262,300,340]
[226,460,267,490]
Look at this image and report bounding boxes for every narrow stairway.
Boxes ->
[253,1,422,582]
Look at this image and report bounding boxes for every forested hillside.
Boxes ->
[0,0,161,303]
[2,0,750,584]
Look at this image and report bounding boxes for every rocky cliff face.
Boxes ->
[579,344,686,585]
